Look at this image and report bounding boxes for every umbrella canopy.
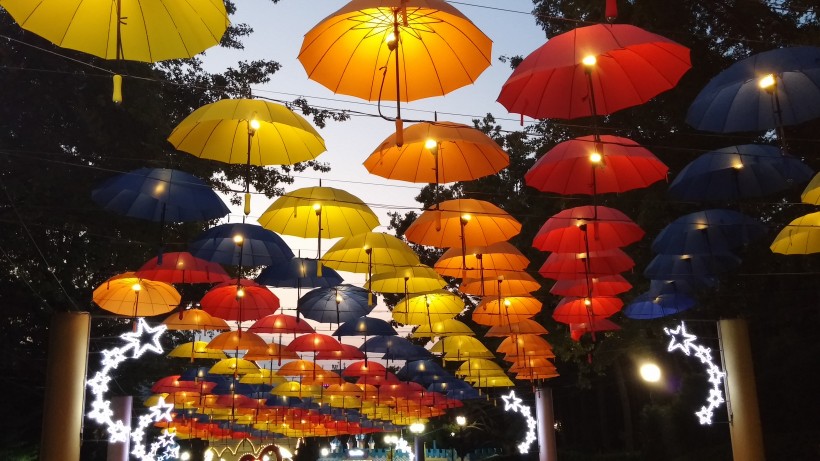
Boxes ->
[525,135,668,195]
[334,316,398,337]
[365,265,446,294]
[405,199,521,248]
[256,257,344,289]
[167,342,228,361]
[342,361,388,378]
[552,296,624,324]
[549,275,632,297]
[472,296,542,326]
[321,232,420,274]
[243,343,300,362]
[92,272,180,317]
[162,308,230,331]
[667,144,813,201]
[276,360,328,378]
[497,334,554,356]
[497,23,691,119]
[412,319,475,338]
[686,46,820,133]
[0,0,229,62]
[801,172,820,205]
[538,248,635,280]
[455,359,506,379]
[298,284,374,324]
[285,333,344,353]
[459,270,541,297]
[315,344,366,361]
[569,317,621,341]
[623,292,696,320]
[91,168,229,222]
[137,251,231,284]
[359,335,415,354]
[271,381,322,399]
[200,279,280,322]
[533,206,645,253]
[485,319,548,337]
[248,314,315,335]
[643,252,743,281]
[298,0,492,103]
[190,223,295,268]
[770,211,820,254]
[209,358,260,376]
[429,335,491,357]
[168,98,326,166]
[652,209,768,254]
[364,121,508,183]
[434,241,529,278]
[392,290,464,325]
[207,331,268,352]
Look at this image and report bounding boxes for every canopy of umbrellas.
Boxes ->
[4,0,819,444]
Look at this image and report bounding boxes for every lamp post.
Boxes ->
[409,422,425,461]
[454,416,467,461]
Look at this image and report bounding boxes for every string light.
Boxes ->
[663,322,726,425]
[87,318,179,460]
[501,391,537,454]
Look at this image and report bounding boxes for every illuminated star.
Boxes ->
[148,397,174,423]
[664,322,697,356]
[101,347,129,368]
[107,420,130,443]
[501,391,522,411]
[695,406,714,425]
[706,363,726,387]
[88,399,114,423]
[87,371,112,395]
[707,388,725,407]
[693,345,713,364]
[121,318,167,359]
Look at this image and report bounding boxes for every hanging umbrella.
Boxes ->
[190,223,294,268]
[652,209,768,254]
[455,359,506,379]
[392,290,464,325]
[92,272,180,317]
[365,265,446,295]
[298,284,374,324]
[459,270,541,297]
[276,360,329,379]
[321,231,420,275]
[434,241,530,278]
[485,319,548,337]
[167,342,227,361]
[334,316,398,337]
[359,335,415,355]
[497,23,691,119]
[497,334,554,357]
[200,279,280,322]
[686,46,820,133]
[801,172,820,205]
[405,199,521,248]
[412,319,475,338]
[429,335,492,360]
[538,248,635,280]
[207,331,268,352]
[549,275,632,297]
[533,206,645,253]
[552,296,623,324]
[162,308,230,331]
[271,381,322,399]
[525,135,668,195]
[256,257,344,289]
[315,344,366,361]
[285,333,344,354]
[472,296,542,326]
[643,252,743,281]
[667,144,813,201]
[137,252,231,285]
[209,358,260,376]
[239,369,287,387]
[770,211,820,254]
[244,343,300,363]
[343,361,388,378]
[364,121,508,183]
[623,292,696,320]
[248,314,315,335]
[569,317,621,341]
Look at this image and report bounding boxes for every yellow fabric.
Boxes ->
[802,172,820,205]
[429,335,489,354]
[485,318,548,337]
[0,0,228,62]
[270,381,322,398]
[434,241,530,277]
[299,0,492,102]
[259,186,379,238]
[471,296,542,326]
[412,319,474,338]
[455,359,505,378]
[392,289,463,325]
[770,211,820,254]
[162,308,229,331]
[365,264,446,294]
[322,231,420,274]
[364,121,508,183]
[92,271,180,316]
[166,341,227,360]
[168,99,326,166]
[405,199,521,248]
[208,358,259,375]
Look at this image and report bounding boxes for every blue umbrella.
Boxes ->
[623,291,696,320]
[648,278,717,295]
[334,316,398,337]
[397,359,448,381]
[256,257,343,288]
[687,46,820,134]
[297,284,374,324]
[189,223,294,267]
[652,209,768,254]
[359,335,415,354]
[383,344,435,361]
[668,144,813,201]
[644,252,742,282]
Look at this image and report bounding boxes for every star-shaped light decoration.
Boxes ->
[148,396,174,423]
[500,390,536,454]
[121,318,167,359]
[664,322,697,356]
[501,391,522,411]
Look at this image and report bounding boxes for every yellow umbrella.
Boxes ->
[455,359,506,377]
[92,271,180,317]
[365,264,446,295]
[208,358,259,375]
[167,341,227,361]
[460,270,541,297]
[770,211,820,254]
[168,98,327,214]
[239,369,287,387]
[485,319,548,337]
[392,289,463,325]
[430,335,491,359]
[471,296,542,327]
[162,308,230,331]
[497,335,554,360]
[270,381,322,399]
[467,375,514,388]
[801,172,820,205]
[412,319,474,338]
[434,241,530,278]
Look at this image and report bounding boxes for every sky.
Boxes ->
[197,0,549,337]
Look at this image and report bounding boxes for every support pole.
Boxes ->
[106,396,133,461]
[40,311,91,461]
[718,319,765,461]
[535,386,558,461]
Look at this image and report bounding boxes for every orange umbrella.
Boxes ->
[497,334,554,357]
[434,241,530,278]
[92,272,180,317]
[276,360,327,379]
[471,296,542,326]
[207,330,268,352]
[485,319,548,337]
[508,357,557,373]
[405,199,521,248]
[162,308,231,331]
[243,343,299,362]
[459,270,541,297]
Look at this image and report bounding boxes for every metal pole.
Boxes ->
[534,386,558,461]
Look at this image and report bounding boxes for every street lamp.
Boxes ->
[639,362,662,383]
[454,416,468,461]
[383,434,398,461]
[409,423,426,461]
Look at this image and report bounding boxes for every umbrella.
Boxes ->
[363,121,508,184]
[359,335,415,355]
[315,344,366,361]
[200,279,280,323]
[276,360,328,379]
[137,252,231,285]
[365,265,446,295]
[382,345,434,362]
[538,248,635,280]
[533,206,645,253]
[569,317,621,342]
[392,290,464,325]
[552,296,623,324]
[298,284,374,324]
[643,252,743,281]
[167,342,227,361]
[686,46,820,134]
[412,319,475,338]
[802,172,820,205]
[168,98,326,214]
[623,292,696,320]
[652,209,768,254]
[271,381,322,399]
[472,296,542,326]
[209,358,259,376]
[285,333,344,354]
[667,144,813,201]
[525,135,668,195]
[770,211,820,254]
[497,23,691,119]
[434,241,530,278]
[343,361,388,378]
[455,359,506,379]
[248,314,315,335]
[497,334,554,357]
[429,335,492,361]
[207,331,268,352]
[256,257,344,289]
[92,272,180,317]
[162,308,230,331]
[549,275,632,297]
[405,199,521,249]
[243,343,300,363]
[459,270,541,297]
[190,223,294,268]
[334,316,398,337]
[485,319,548,337]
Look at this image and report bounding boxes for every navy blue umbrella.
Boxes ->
[334,315,397,337]
[644,252,742,282]
[189,223,294,267]
[359,335,415,354]
[297,284,373,324]
[687,46,820,133]
[382,344,434,361]
[652,209,768,254]
[397,359,449,382]
[668,144,813,201]
[648,278,716,295]
[256,257,343,288]
[623,291,696,320]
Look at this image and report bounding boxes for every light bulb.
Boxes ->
[582,55,597,67]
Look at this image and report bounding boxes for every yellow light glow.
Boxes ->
[313,203,322,212]
[582,55,597,67]
[758,74,776,90]
[233,235,244,245]
[590,152,603,163]
[425,138,438,150]
[584,299,592,306]
[385,32,397,50]
[236,288,245,298]
[249,118,261,132]
[132,283,142,292]
[639,363,662,383]
[461,213,472,223]
[336,294,343,303]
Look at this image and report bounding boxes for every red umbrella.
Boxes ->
[248,313,315,335]
[538,248,635,280]
[151,375,200,394]
[315,344,366,361]
[533,206,644,253]
[570,317,621,341]
[136,251,231,284]
[285,333,343,354]
[356,372,401,387]
[550,274,633,297]
[552,296,623,324]
[200,279,280,322]
[342,360,387,377]
[525,135,668,195]
[497,23,691,119]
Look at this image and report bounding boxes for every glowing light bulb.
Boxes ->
[461,213,472,224]
[758,73,775,90]
[640,363,662,382]
[236,288,245,298]
[313,203,322,213]
[582,55,597,67]
[132,283,142,292]
[385,32,398,50]
[233,235,244,246]
[590,151,602,163]
[249,118,261,133]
